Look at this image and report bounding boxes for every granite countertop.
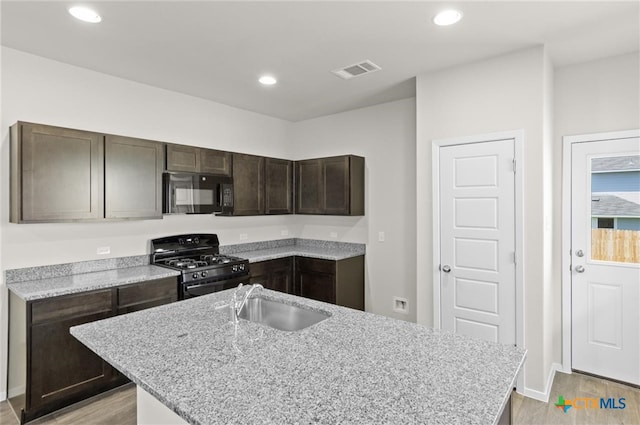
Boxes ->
[5,238,365,302]
[222,238,366,262]
[235,245,363,262]
[7,265,181,301]
[71,289,526,425]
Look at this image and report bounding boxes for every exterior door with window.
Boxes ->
[571,137,640,385]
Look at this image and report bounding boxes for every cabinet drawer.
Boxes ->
[31,290,113,325]
[295,257,335,274]
[117,277,177,308]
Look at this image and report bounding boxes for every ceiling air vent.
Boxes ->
[331,60,381,80]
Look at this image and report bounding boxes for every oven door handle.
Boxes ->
[182,275,248,299]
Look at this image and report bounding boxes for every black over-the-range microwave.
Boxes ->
[163,172,233,215]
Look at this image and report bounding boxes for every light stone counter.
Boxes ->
[71,289,525,425]
[221,238,366,262]
[7,265,180,301]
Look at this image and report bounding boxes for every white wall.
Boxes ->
[416,47,553,395]
[289,98,417,321]
[552,52,640,363]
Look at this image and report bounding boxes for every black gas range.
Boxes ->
[151,234,249,299]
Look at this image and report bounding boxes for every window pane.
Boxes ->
[590,155,640,263]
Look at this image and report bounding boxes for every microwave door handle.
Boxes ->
[217,183,223,207]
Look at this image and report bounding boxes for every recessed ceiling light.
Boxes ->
[259,75,277,86]
[433,9,462,26]
[68,6,102,23]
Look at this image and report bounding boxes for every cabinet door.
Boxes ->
[116,277,178,314]
[323,156,350,215]
[200,149,232,176]
[232,153,265,215]
[29,290,114,412]
[296,270,335,304]
[295,159,323,214]
[166,144,199,172]
[13,122,104,222]
[265,158,293,214]
[249,261,269,287]
[249,258,293,293]
[105,135,164,219]
[270,259,293,293]
[295,257,336,303]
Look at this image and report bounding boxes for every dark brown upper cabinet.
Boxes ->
[295,155,364,216]
[10,122,165,223]
[294,159,323,214]
[10,122,104,223]
[265,157,293,214]
[166,144,231,176]
[230,154,293,216]
[232,153,265,215]
[105,135,164,219]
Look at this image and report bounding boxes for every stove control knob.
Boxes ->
[239,264,245,271]
[201,271,208,278]
[192,273,199,279]
[232,265,238,272]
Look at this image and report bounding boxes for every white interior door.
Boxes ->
[440,139,516,344]
[571,137,640,385]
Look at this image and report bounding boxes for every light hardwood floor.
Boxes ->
[0,384,135,425]
[512,372,640,425]
[1,373,638,424]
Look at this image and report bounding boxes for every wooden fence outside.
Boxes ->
[591,229,640,263]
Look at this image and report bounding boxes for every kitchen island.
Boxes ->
[71,288,525,425]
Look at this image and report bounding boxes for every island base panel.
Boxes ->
[137,386,187,425]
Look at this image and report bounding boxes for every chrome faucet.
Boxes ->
[230,283,263,323]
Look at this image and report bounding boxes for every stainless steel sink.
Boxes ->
[238,296,330,331]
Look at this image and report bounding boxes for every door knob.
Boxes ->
[575,265,585,273]
[442,265,451,273]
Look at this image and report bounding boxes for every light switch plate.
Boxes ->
[330,232,338,238]
[239,233,248,240]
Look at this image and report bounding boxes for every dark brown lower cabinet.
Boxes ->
[116,277,178,314]
[295,256,364,310]
[7,277,178,424]
[248,256,364,311]
[249,257,293,294]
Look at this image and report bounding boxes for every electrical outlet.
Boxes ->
[96,246,111,255]
[281,230,289,236]
[330,232,338,238]
[393,297,409,314]
[378,231,385,242]
[239,233,248,240]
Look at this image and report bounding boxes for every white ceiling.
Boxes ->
[2,1,639,122]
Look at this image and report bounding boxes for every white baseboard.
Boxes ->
[521,362,562,403]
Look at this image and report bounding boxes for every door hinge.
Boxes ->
[512,159,517,173]
[513,252,517,265]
